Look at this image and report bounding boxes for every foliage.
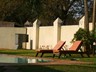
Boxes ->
[0,0,93,26]
[72,28,95,47]
[39,0,78,25]
[0,0,41,26]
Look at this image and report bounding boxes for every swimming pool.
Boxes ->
[0,55,52,64]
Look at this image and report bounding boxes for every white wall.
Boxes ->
[26,17,93,50]
[39,26,54,48]
[26,27,33,49]
[61,25,79,48]
[0,27,26,49]
[0,17,93,50]
[26,18,80,50]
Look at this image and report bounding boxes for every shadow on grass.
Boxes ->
[1,64,96,72]
[18,65,64,72]
[0,65,64,72]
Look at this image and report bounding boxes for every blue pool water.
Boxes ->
[0,55,51,64]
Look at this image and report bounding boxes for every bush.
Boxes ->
[72,28,95,52]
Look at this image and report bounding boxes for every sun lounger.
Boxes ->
[35,41,66,57]
[53,41,90,58]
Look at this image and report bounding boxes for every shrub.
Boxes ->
[72,28,95,52]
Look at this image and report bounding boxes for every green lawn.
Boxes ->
[0,49,35,56]
[0,49,96,72]
[18,65,96,72]
[0,49,95,62]
[0,65,96,72]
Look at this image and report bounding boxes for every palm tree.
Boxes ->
[83,0,91,53]
[92,0,96,55]
[92,0,96,32]
[84,0,89,31]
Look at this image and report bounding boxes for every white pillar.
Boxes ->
[53,18,62,46]
[33,19,41,49]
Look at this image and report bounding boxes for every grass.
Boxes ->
[0,65,96,72]
[17,65,96,72]
[0,49,96,72]
[0,49,36,56]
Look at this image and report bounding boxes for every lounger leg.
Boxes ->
[58,53,62,58]
[86,52,90,57]
[41,53,44,57]
[53,54,55,58]
[80,53,84,57]
[35,53,39,57]
[79,49,84,57]
[69,54,71,56]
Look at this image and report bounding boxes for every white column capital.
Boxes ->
[33,19,41,27]
[53,17,63,25]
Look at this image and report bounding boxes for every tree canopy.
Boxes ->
[0,0,94,26]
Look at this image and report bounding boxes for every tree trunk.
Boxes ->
[92,0,96,55]
[92,0,96,32]
[84,0,89,32]
[83,0,90,54]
